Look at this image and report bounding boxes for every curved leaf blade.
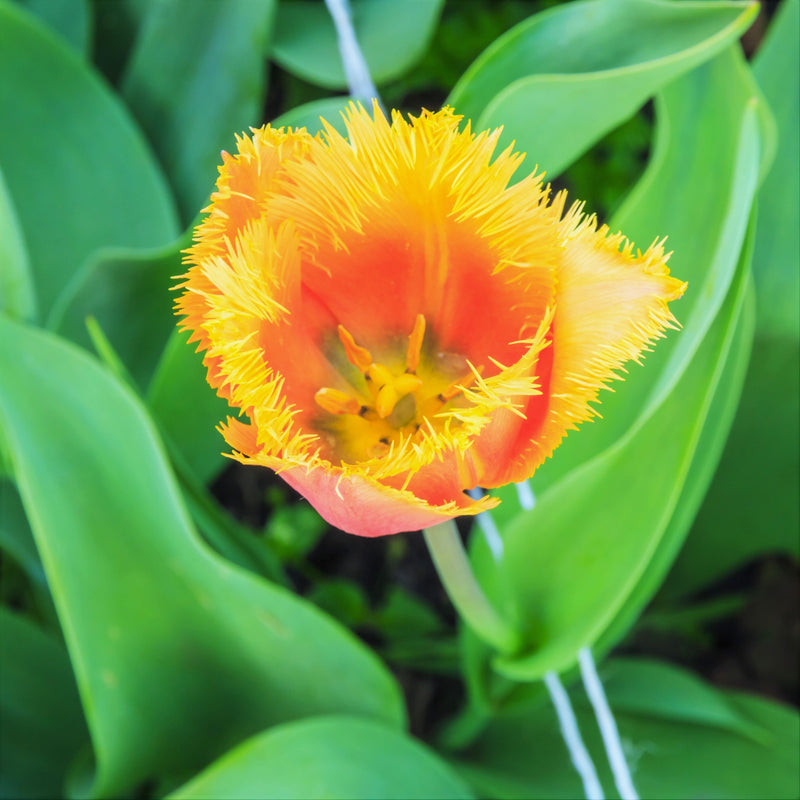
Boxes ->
[666,0,800,597]
[170,715,474,800]
[121,0,277,222]
[448,0,757,177]
[454,659,800,800]
[0,163,36,322]
[466,49,764,680]
[272,0,444,90]
[0,1,179,320]
[0,318,405,799]
[50,230,191,390]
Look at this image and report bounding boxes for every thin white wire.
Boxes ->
[475,481,604,797]
[544,672,606,800]
[323,0,383,107]
[579,647,639,800]
[467,488,504,559]
[515,479,536,511]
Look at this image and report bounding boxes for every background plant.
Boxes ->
[0,0,797,798]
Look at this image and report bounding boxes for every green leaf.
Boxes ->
[595,268,755,651]
[0,317,405,799]
[12,0,90,54]
[170,715,474,800]
[531,45,769,493]
[272,0,444,90]
[121,0,276,222]
[0,0,178,320]
[596,658,761,737]
[751,0,800,342]
[146,327,232,484]
[665,0,800,598]
[453,659,800,800]
[0,609,90,800]
[0,163,36,322]
[448,0,758,177]
[50,230,191,390]
[493,236,752,682]
[272,96,353,136]
[461,49,763,682]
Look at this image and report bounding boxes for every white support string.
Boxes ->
[515,479,536,511]
[468,488,504,559]
[472,482,604,798]
[544,671,606,800]
[579,648,639,799]
[323,0,383,108]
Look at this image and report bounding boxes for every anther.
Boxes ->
[406,314,426,373]
[338,325,372,372]
[375,384,399,418]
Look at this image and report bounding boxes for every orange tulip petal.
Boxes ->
[278,464,495,538]
[488,205,687,486]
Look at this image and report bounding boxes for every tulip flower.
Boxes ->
[176,103,685,537]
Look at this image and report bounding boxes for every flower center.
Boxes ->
[313,315,477,461]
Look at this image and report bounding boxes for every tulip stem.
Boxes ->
[423,519,520,654]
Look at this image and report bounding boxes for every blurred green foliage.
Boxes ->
[0,0,797,798]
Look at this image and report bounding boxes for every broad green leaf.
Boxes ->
[665,0,800,598]
[0,0,178,320]
[448,0,758,177]
[453,659,800,800]
[457,50,763,682]
[751,0,800,342]
[0,609,90,800]
[48,239,279,576]
[0,317,405,799]
[50,230,191,390]
[147,327,232,484]
[272,0,444,90]
[490,217,752,680]
[531,46,769,493]
[0,163,36,322]
[595,269,755,651]
[12,0,90,54]
[595,658,760,737]
[273,96,353,136]
[121,0,276,222]
[170,715,474,800]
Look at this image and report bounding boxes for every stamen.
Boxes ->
[375,384,399,418]
[338,325,372,371]
[314,387,362,415]
[367,362,395,389]
[406,314,426,373]
[394,373,423,396]
[316,313,476,459]
[372,369,422,417]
